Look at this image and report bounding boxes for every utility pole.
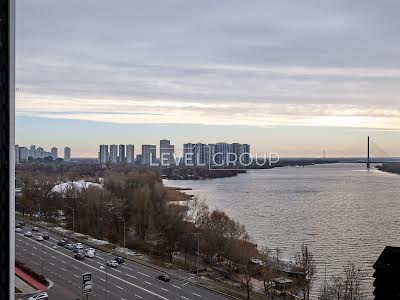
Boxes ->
[72,208,75,232]
[367,136,370,169]
[191,233,200,279]
[118,217,126,249]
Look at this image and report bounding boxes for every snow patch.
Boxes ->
[86,237,110,246]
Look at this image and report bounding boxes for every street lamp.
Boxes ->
[191,233,200,280]
[118,216,126,249]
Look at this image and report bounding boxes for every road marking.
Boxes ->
[122,265,132,271]
[144,281,152,285]
[112,269,122,273]
[33,246,37,250]
[15,245,19,248]
[97,256,105,260]
[116,285,123,290]
[192,293,201,297]
[172,284,181,289]
[49,262,54,266]
[100,278,105,282]
[182,297,189,300]
[61,260,67,264]
[22,249,27,252]
[135,295,142,299]
[60,268,67,272]
[74,274,79,278]
[161,288,169,292]
[121,298,127,300]
[51,256,56,259]
[102,289,109,293]
[20,235,170,300]
[138,271,150,277]
[125,273,137,279]
[72,265,79,270]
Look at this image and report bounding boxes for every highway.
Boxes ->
[15,222,230,300]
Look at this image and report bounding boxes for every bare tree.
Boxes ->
[295,244,316,300]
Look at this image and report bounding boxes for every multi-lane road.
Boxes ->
[15,221,230,300]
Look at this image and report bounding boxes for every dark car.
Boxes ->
[16,223,23,228]
[19,221,26,226]
[42,232,49,240]
[62,237,68,242]
[57,240,67,246]
[115,256,124,264]
[157,274,170,282]
[74,252,85,260]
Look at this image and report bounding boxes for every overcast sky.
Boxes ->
[16,0,400,157]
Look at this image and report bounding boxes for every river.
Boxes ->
[163,163,400,299]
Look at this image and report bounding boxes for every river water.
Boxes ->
[164,163,400,298]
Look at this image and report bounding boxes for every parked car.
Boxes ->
[106,260,118,268]
[74,252,85,260]
[65,243,74,250]
[157,274,170,282]
[85,249,95,258]
[36,235,44,241]
[42,232,49,240]
[28,292,48,300]
[114,256,124,264]
[24,231,32,237]
[57,240,67,246]
[15,227,22,233]
[74,243,84,253]
[32,226,39,232]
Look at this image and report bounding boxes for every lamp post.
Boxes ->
[191,233,200,280]
[118,217,126,249]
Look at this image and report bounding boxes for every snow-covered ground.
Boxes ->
[87,237,110,246]
[51,180,102,194]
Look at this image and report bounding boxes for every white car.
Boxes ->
[28,292,48,300]
[107,260,118,268]
[32,226,40,232]
[85,249,95,258]
[74,243,84,253]
[36,235,44,241]
[86,247,96,254]
[24,231,32,237]
[15,227,22,233]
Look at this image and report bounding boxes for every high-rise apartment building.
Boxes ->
[194,143,207,165]
[51,147,58,160]
[29,145,36,159]
[99,145,109,165]
[160,139,175,166]
[126,144,135,164]
[15,145,19,164]
[19,147,29,162]
[142,145,156,165]
[119,144,125,163]
[109,144,118,164]
[64,147,71,162]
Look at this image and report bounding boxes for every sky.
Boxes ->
[16,0,400,157]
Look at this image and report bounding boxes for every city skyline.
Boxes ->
[16,1,400,157]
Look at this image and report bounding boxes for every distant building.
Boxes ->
[241,144,251,165]
[183,143,195,165]
[64,147,71,162]
[126,144,135,164]
[51,147,58,160]
[29,145,36,159]
[119,144,125,163]
[99,145,109,165]
[373,246,400,299]
[194,143,207,165]
[160,139,174,166]
[109,145,118,164]
[136,154,142,164]
[141,144,156,165]
[19,147,28,162]
[15,145,19,164]
[215,142,228,165]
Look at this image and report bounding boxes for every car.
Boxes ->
[86,247,95,254]
[42,232,49,240]
[24,231,32,237]
[74,252,85,260]
[106,260,118,268]
[36,235,44,241]
[57,240,67,246]
[32,226,40,232]
[157,274,170,282]
[65,243,74,250]
[74,243,84,253]
[61,237,69,242]
[85,249,95,258]
[15,227,22,233]
[114,256,124,264]
[19,221,26,226]
[28,292,48,300]
[16,223,22,228]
